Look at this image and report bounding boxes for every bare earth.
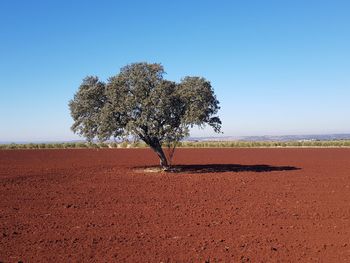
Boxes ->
[1,148,350,262]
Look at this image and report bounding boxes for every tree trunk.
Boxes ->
[150,142,169,169]
[139,134,169,170]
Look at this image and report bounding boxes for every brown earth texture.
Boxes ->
[1,148,350,262]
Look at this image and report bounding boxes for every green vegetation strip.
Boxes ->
[1,140,350,150]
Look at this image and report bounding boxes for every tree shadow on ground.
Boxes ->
[136,164,301,174]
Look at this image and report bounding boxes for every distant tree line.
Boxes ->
[1,140,350,150]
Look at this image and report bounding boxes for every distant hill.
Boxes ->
[188,133,350,142]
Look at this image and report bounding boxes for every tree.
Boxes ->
[69,62,221,169]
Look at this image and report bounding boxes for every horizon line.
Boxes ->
[1,132,350,144]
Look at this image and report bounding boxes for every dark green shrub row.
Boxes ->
[1,140,350,150]
[179,140,350,148]
[0,141,148,150]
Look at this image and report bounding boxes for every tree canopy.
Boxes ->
[69,62,221,168]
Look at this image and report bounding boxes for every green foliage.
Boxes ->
[120,141,129,148]
[109,142,119,148]
[130,141,147,148]
[99,142,109,148]
[69,62,222,167]
[69,76,106,142]
[88,142,99,148]
[76,142,88,148]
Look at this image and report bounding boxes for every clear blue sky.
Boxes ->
[1,0,349,142]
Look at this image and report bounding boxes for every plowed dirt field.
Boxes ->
[1,148,350,262]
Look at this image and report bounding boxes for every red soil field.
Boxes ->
[1,148,350,262]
